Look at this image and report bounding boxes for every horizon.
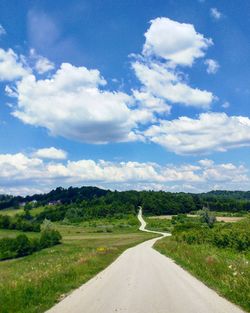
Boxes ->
[1,0,250,195]
[2,184,250,197]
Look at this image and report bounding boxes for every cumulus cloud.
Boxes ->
[3,17,217,145]
[132,61,214,109]
[0,25,6,36]
[132,90,171,116]
[10,63,141,143]
[132,17,215,110]
[205,59,219,74]
[143,17,213,67]
[0,153,43,179]
[32,147,67,160]
[144,112,250,155]
[0,48,29,81]
[0,153,248,195]
[210,8,222,20]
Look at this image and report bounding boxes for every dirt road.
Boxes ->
[46,209,245,313]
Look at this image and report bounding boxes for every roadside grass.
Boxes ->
[0,218,155,313]
[154,236,250,312]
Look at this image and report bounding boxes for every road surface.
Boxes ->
[46,209,245,313]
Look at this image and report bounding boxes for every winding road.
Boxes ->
[46,208,245,313]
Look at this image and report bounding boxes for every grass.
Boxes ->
[154,235,250,312]
[145,216,173,232]
[0,229,40,239]
[0,217,155,313]
[61,214,140,234]
[0,206,44,217]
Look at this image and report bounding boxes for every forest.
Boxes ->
[0,187,250,223]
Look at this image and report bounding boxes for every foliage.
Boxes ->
[0,214,40,232]
[1,187,250,218]
[39,229,62,249]
[0,229,62,261]
[173,217,250,252]
[198,207,216,227]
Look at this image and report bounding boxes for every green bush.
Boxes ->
[39,229,62,249]
[0,230,62,261]
[174,220,250,252]
[14,234,32,257]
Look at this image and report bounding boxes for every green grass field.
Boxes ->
[0,217,156,313]
[0,229,40,239]
[0,206,44,217]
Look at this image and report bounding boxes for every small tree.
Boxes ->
[41,218,54,231]
[40,229,62,249]
[14,234,31,257]
[199,207,216,228]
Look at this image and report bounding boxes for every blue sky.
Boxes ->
[0,0,250,195]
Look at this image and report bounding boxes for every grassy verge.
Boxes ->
[0,219,155,313]
[154,236,250,312]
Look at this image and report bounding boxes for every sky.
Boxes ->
[0,0,250,195]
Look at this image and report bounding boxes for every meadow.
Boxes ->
[0,216,156,313]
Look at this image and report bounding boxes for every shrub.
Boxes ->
[0,230,62,261]
[40,229,62,249]
[173,220,250,252]
[14,234,32,257]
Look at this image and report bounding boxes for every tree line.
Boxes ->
[1,187,250,220]
[0,229,61,261]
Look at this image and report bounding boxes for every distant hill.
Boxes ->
[0,186,109,210]
[0,187,250,216]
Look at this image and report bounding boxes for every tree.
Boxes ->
[199,207,216,227]
[14,234,31,257]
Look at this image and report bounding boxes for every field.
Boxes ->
[0,206,44,217]
[148,214,244,223]
[0,216,156,313]
[153,215,250,312]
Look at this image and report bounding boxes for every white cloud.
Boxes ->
[11,63,141,144]
[0,153,248,195]
[132,90,171,115]
[205,59,219,74]
[144,112,250,155]
[210,8,222,20]
[35,56,54,74]
[29,48,55,74]
[132,61,214,109]
[0,153,43,179]
[0,25,6,36]
[143,17,213,67]
[131,17,215,110]
[32,147,67,160]
[0,48,29,81]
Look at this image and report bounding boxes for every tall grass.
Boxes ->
[155,232,250,312]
